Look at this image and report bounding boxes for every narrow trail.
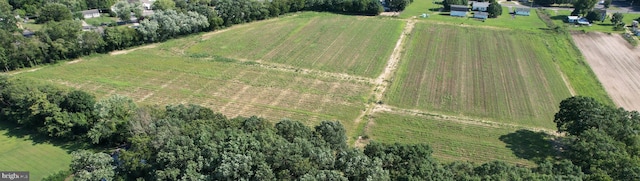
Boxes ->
[228,58,375,84]
[354,19,416,147]
[374,104,560,136]
[110,44,157,56]
[556,64,576,96]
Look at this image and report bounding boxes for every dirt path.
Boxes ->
[7,67,43,75]
[556,64,576,96]
[230,58,374,84]
[354,19,416,147]
[110,44,158,56]
[375,104,560,136]
[571,32,640,111]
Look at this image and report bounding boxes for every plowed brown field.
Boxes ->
[572,32,640,111]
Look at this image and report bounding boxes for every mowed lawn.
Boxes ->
[368,113,553,166]
[187,12,405,78]
[0,129,71,180]
[19,47,370,137]
[386,22,572,129]
[401,0,547,32]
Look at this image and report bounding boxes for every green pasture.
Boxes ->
[187,12,405,78]
[18,41,370,137]
[368,112,555,166]
[0,124,72,181]
[401,0,547,31]
[386,22,573,129]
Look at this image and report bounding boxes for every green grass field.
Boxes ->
[84,16,117,26]
[401,0,547,31]
[368,112,555,166]
[0,127,72,180]
[8,9,616,170]
[386,22,571,129]
[20,36,371,137]
[187,12,405,78]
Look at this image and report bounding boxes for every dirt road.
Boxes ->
[572,32,640,111]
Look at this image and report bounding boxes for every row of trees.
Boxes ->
[2,76,638,180]
[9,0,117,16]
[1,0,403,72]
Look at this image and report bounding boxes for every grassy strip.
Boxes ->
[536,9,614,105]
[622,32,639,47]
[368,112,554,166]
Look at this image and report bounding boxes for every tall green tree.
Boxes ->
[572,0,598,16]
[151,0,175,10]
[0,0,17,32]
[88,94,137,145]
[71,150,115,181]
[487,1,502,18]
[314,121,348,150]
[611,12,624,24]
[36,3,73,23]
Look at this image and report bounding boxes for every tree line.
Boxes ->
[1,76,638,180]
[0,0,404,72]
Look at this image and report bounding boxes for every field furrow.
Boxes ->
[386,22,571,128]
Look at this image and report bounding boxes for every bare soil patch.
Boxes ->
[110,44,157,55]
[571,32,640,111]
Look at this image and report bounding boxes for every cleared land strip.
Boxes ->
[211,58,375,84]
[354,19,415,147]
[373,104,560,136]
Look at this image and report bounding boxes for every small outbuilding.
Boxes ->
[577,18,590,25]
[81,9,101,19]
[473,11,489,19]
[450,5,469,17]
[472,2,490,11]
[514,7,530,16]
[567,16,579,23]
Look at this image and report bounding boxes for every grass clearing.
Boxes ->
[19,45,370,137]
[0,124,72,181]
[401,0,547,31]
[84,16,117,26]
[368,112,555,166]
[386,22,572,129]
[187,12,405,78]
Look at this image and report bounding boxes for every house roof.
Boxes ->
[473,2,490,8]
[450,5,468,12]
[567,16,579,20]
[515,7,530,12]
[81,9,100,15]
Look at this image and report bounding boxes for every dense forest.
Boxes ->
[1,76,639,180]
[0,0,414,72]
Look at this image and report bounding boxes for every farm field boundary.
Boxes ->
[571,32,640,111]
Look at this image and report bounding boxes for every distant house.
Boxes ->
[22,30,35,38]
[514,7,530,16]
[472,2,490,11]
[567,16,580,23]
[473,11,489,19]
[450,5,469,17]
[82,9,101,19]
